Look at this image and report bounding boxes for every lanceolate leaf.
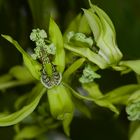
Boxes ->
[0,83,46,126]
[1,35,42,80]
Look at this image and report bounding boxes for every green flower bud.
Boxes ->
[126,101,140,121]
[30,29,47,42]
[35,38,46,48]
[67,31,94,48]
[44,43,56,55]
[79,64,101,83]
[65,1,122,69]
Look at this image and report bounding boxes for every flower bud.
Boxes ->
[126,101,140,121]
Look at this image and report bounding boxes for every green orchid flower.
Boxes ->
[0,18,74,136]
[64,0,122,69]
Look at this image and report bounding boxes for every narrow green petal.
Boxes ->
[49,18,65,72]
[14,126,46,140]
[47,84,74,136]
[64,43,107,69]
[63,58,86,82]
[1,35,42,80]
[83,9,101,41]
[120,60,140,75]
[82,82,103,99]
[0,84,46,126]
[9,66,34,82]
[104,84,140,105]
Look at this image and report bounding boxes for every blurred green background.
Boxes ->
[0,0,140,139]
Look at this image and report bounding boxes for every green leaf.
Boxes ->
[104,84,140,105]
[120,60,140,75]
[28,0,51,29]
[14,126,46,140]
[9,66,34,82]
[63,58,86,82]
[1,35,42,80]
[0,83,46,126]
[49,18,65,72]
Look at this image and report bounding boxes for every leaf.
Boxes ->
[63,58,86,82]
[14,126,46,140]
[0,83,46,126]
[1,35,42,80]
[49,18,65,73]
[28,0,51,29]
[120,60,140,75]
